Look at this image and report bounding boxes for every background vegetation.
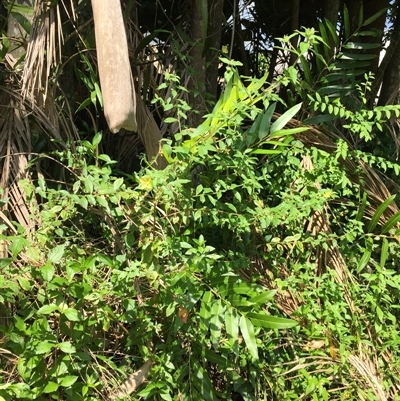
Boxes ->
[2,0,400,400]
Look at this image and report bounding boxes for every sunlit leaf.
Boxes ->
[43,382,59,393]
[199,291,213,337]
[225,307,239,355]
[59,375,79,387]
[209,299,225,349]
[58,342,76,354]
[381,210,400,234]
[380,238,389,267]
[41,262,55,282]
[368,195,396,232]
[247,312,298,329]
[239,316,258,359]
[48,245,65,264]
[357,238,373,273]
[270,103,302,134]
[248,290,276,305]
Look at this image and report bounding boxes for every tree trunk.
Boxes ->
[188,0,208,127]
[233,0,250,76]
[378,38,400,105]
[323,0,341,27]
[7,0,33,59]
[91,0,137,133]
[205,0,224,103]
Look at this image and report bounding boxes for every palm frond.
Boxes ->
[21,0,63,104]
[0,88,36,237]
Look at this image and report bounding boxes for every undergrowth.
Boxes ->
[2,56,400,401]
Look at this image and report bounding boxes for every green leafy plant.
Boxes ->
[2,54,400,401]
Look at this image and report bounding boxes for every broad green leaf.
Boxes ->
[41,262,55,282]
[324,71,364,82]
[303,114,340,125]
[269,127,307,139]
[43,381,59,393]
[209,275,263,296]
[76,97,91,113]
[340,52,376,61]
[248,290,276,305]
[353,30,382,37]
[380,238,389,268]
[368,195,396,232]
[357,238,373,273]
[209,299,225,349]
[94,81,103,107]
[358,4,364,27]
[225,307,239,355]
[247,73,268,93]
[317,22,331,61]
[58,342,76,354]
[361,7,388,27]
[191,360,218,401]
[48,245,65,264]
[62,308,81,322]
[247,312,298,329]
[17,276,30,291]
[113,177,124,191]
[17,358,27,380]
[270,103,302,134]
[299,55,313,85]
[381,210,400,234]
[356,192,368,222]
[219,57,243,67]
[199,291,213,337]
[9,237,28,258]
[192,341,229,367]
[10,12,31,34]
[59,375,79,387]
[37,304,58,315]
[258,103,276,140]
[334,60,371,69]
[324,19,339,48]
[0,258,12,269]
[239,316,258,359]
[228,294,252,307]
[36,341,56,354]
[259,140,292,147]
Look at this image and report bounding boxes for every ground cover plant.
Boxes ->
[2,3,400,401]
[2,57,400,400]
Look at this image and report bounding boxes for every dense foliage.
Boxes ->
[2,58,400,399]
[2,1,400,401]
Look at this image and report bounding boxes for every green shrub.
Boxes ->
[2,62,400,401]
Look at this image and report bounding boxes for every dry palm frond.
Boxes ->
[136,96,168,169]
[0,79,78,259]
[109,359,153,401]
[0,88,36,239]
[347,352,387,401]
[21,0,63,104]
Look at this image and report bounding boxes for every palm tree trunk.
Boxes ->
[188,0,208,127]
[206,0,224,103]
[91,0,137,133]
